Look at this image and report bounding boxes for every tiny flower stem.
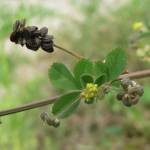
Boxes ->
[54,44,85,60]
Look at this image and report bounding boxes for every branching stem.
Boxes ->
[0,69,150,117]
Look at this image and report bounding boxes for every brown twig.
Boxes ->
[0,96,58,117]
[54,44,85,60]
[118,69,150,80]
[0,69,150,117]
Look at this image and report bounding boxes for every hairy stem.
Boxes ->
[118,69,150,79]
[0,69,150,117]
[0,96,58,117]
[54,44,85,59]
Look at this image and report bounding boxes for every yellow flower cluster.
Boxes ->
[132,22,144,31]
[81,83,98,100]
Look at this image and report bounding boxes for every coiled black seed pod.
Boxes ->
[122,94,132,107]
[26,38,41,51]
[52,118,60,128]
[131,95,140,105]
[10,20,26,44]
[117,78,144,107]
[39,27,48,37]
[41,35,54,53]
[13,20,20,32]
[116,91,125,101]
[10,19,54,53]
[10,31,20,43]
[121,78,132,90]
[23,26,38,39]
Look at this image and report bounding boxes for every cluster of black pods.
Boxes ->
[10,19,54,53]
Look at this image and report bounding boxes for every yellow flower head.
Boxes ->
[132,22,144,31]
[81,83,98,101]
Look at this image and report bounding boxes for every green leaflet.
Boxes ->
[95,74,106,87]
[74,59,93,83]
[80,74,94,87]
[58,99,81,118]
[94,61,108,80]
[105,48,127,80]
[49,63,79,91]
[52,91,80,115]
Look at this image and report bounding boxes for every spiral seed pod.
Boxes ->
[41,35,54,52]
[40,112,49,122]
[136,86,144,96]
[26,38,41,51]
[116,91,125,101]
[26,26,38,33]
[121,78,132,90]
[122,94,132,107]
[13,20,20,32]
[131,95,140,105]
[23,26,38,39]
[10,19,55,53]
[52,118,60,128]
[10,20,25,44]
[39,27,48,37]
[40,112,60,128]
[128,85,144,97]
[10,31,20,43]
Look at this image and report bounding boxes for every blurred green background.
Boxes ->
[0,0,150,150]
